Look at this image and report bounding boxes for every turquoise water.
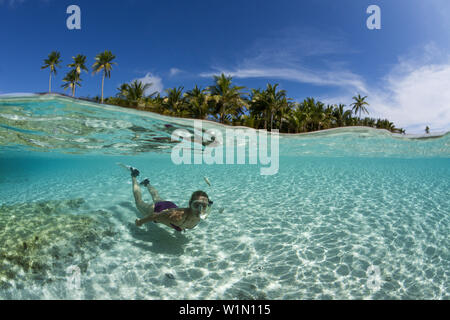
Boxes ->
[0,95,449,299]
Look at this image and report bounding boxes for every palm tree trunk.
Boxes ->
[72,85,75,97]
[101,73,105,104]
[49,73,52,93]
[265,112,269,130]
[270,112,273,132]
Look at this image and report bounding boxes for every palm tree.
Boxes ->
[299,97,324,131]
[285,104,308,133]
[63,54,87,98]
[375,118,396,132]
[285,108,298,133]
[68,54,88,76]
[265,83,288,131]
[295,99,311,132]
[387,121,395,131]
[148,93,165,113]
[247,84,288,130]
[92,50,116,103]
[126,80,154,107]
[41,51,62,93]
[164,86,187,116]
[61,69,81,97]
[207,73,247,124]
[425,126,430,134]
[350,94,369,119]
[333,104,353,128]
[116,83,130,99]
[323,104,336,129]
[276,97,294,132]
[185,85,210,119]
[239,114,253,128]
[248,88,266,129]
[310,101,326,131]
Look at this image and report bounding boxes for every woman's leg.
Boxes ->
[141,179,163,203]
[132,176,154,216]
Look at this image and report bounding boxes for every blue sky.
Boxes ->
[1,0,450,133]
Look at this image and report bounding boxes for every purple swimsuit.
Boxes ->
[154,201,182,232]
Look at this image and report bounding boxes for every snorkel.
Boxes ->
[188,177,219,221]
[200,200,213,220]
[189,190,213,220]
[191,199,213,220]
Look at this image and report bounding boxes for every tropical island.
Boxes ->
[41,50,406,134]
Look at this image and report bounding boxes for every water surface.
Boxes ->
[0,95,448,299]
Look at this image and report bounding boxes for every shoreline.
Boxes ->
[1,92,449,140]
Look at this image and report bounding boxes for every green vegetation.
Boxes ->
[41,51,404,133]
[61,69,81,97]
[61,54,88,97]
[350,94,369,119]
[68,54,88,76]
[92,50,117,104]
[41,51,62,93]
[101,74,405,134]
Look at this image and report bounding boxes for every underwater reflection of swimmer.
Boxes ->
[124,166,213,232]
[137,128,218,149]
[171,130,219,150]
[201,135,218,149]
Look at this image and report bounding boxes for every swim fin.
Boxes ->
[116,163,139,177]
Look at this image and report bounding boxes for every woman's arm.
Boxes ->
[135,208,185,227]
[135,213,157,226]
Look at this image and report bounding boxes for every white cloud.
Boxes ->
[200,27,366,94]
[369,61,450,133]
[198,25,450,134]
[200,67,367,94]
[241,26,358,65]
[322,44,450,133]
[169,68,182,77]
[134,73,163,95]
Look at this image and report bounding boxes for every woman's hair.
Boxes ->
[189,190,209,207]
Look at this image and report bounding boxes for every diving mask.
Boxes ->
[192,199,213,219]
